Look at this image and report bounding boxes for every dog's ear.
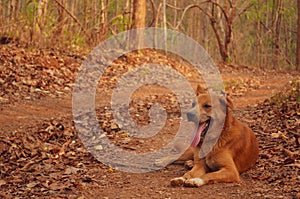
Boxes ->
[196,85,205,96]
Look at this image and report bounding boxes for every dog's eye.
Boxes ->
[203,104,212,109]
[192,102,196,107]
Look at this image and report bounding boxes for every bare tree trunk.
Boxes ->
[210,2,231,63]
[173,0,177,28]
[56,0,66,37]
[256,0,262,67]
[37,0,48,41]
[99,0,108,42]
[132,0,146,48]
[9,0,18,20]
[201,2,209,51]
[30,2,38,43]
[215,0,225,38]
[209,0,236,63]
[132,0,146,29]
[115,0,119,16]
[163,0,167,52]
[126,0,133,30]
[273,0,282,69]
[69,0,76,32]
[0,1,4,26]
[297,0,300,70]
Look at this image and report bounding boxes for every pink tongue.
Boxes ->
[190,123,207,147]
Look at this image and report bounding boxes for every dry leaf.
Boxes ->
[271,131,287,139]
[0,180,7,186]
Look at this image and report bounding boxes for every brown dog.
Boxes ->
[170,86,259,187]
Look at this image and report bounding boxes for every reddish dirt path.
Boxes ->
[0,97,71,132]
[0,66,294,132]
[220,65,297,109]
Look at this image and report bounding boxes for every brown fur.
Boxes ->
[170,86,259,187]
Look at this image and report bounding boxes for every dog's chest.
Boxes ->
[205,155,220,171]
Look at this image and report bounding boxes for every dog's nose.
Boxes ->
[187,111,195,121]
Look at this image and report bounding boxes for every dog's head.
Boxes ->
[188,86,233,147]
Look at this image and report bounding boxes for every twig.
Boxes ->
[53,0,86,35]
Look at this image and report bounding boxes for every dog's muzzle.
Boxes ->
[187,111,211,147]
[187,111,198,123]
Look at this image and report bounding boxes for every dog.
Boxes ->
[170,86,259,187]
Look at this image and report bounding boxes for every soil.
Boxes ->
[0,43,299,199]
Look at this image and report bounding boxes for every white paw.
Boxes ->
[170,177,186,187]
[184,178,204,187]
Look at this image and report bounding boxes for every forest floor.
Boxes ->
[0,43,299,199]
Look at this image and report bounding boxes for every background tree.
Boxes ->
[132,0,146,29]
[297,0,300,71]
[0,0,298,70]
[132,0,146,48]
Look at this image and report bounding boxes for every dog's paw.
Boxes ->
[170,177,186,187]
[184,160,194,169]
[184,178,204,187]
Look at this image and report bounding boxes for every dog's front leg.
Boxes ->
[170,158,206,186]
[185,166,240,187]
[171,147,206,187]
[184,153,240,187]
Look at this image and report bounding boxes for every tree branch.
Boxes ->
[53,0,86,34]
